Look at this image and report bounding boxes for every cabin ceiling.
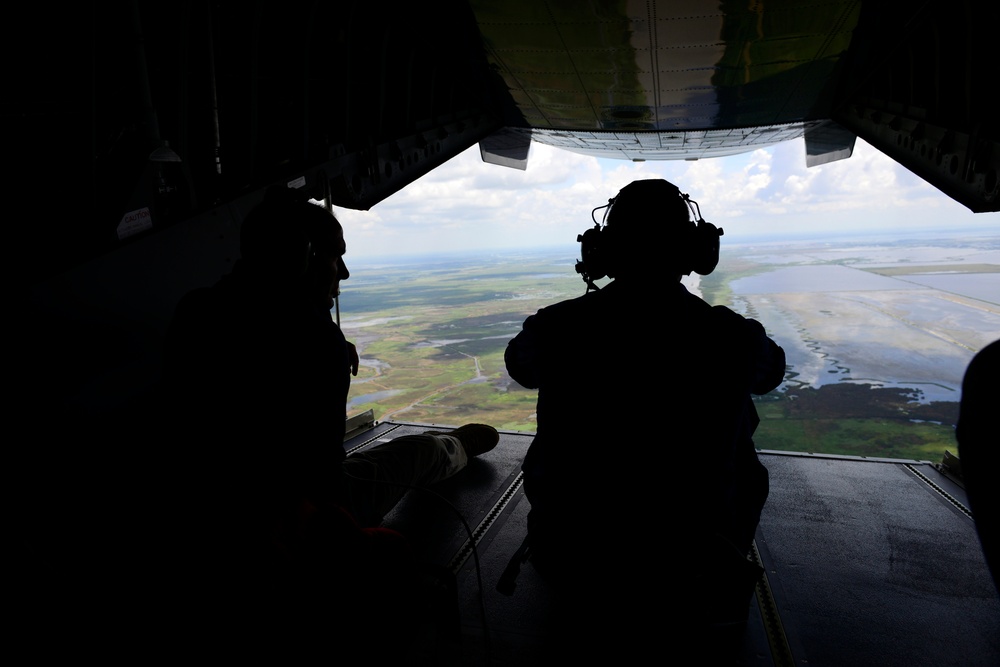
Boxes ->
[468,0,997,211]
[7,1,997,284]
[472,0,860,160]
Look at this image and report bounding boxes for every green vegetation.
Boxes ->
[345,252,586,427]
[754,385,959,461]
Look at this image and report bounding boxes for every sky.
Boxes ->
[333,137,1000,262]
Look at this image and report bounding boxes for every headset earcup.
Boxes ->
[575,225,609,282]
[690,220,722,275]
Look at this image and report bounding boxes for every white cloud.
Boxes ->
[336,137,999,260]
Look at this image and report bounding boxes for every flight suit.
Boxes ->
[506,278,785,639]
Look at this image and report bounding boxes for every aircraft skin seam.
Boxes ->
[904,464,973,520]
[753,539,796,667]
[345,422,405,455]
[448,471,525,575]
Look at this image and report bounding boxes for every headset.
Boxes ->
[574,180,724,291]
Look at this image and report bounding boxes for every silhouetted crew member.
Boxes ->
[160,187,498,661]
[957,338,1000,597]
[504,179,785,650]
[162,188,498,523]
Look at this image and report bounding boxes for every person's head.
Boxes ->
[601,178,721,279]
[301,202,349,310]
[239,189,312,281]
[239,187,349,308]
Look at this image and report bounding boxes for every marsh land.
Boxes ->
[341,233,1000,462]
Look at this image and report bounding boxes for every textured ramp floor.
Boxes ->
[755,454,1000,667]
[344,424,1000,666]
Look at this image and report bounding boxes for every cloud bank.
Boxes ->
[335,138,999,260]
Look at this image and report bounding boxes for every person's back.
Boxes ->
[157,190,356,653]
[160,193,348,508]
[509,277,777,564]
[505,179,785,649]
[158,189,485,661]
[957,338,1000,597]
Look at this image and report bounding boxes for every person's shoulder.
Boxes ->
[311,308,346,340]
[702,303,770,341]
[530,290,592,318]
[707,303,745,319]
[973,338,1000,364]
[964,338,1000,387]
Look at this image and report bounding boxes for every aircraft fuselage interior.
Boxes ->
[9,2,999,664]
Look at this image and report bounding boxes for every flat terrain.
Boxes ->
[341,234,1000,462]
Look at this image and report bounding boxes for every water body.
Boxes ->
[347,389,403,410]
[731,265,917,294]
[729,243,1000,404]
[896,273,1000,305]
[342,237,999,412]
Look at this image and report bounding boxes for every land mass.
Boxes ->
[342,237,998,463]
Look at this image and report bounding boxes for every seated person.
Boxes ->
[504,179,786,653]
[160,187,498,660]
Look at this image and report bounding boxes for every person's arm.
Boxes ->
[346,340,360,376]
[505,313,542,389]
[746,319,785,395]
